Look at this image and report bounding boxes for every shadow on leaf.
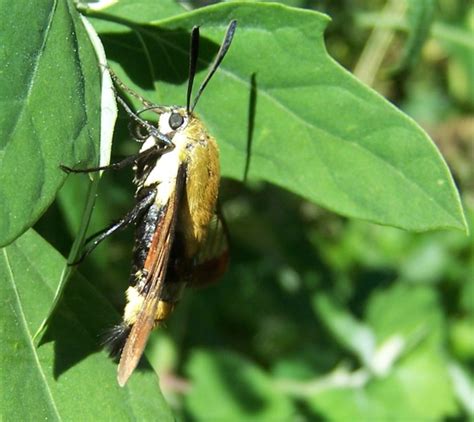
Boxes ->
[100,26,221,97]
[38,269,152,379]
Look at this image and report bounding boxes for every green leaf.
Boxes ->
[0,0,102,247]
[34,176,101,340]
[88,2,466,231]
[307,284,457,420]
[313,294,376,367]
[34,14,118,340]
[309,344,457,420]
[366,283,440,343]
[185,349,296,421]
[449,362,474,416]
[0,229,173,420]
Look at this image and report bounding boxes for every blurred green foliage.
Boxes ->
[27,0,474,420]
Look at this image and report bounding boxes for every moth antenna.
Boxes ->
[190,20,237,112]
[187,26,200,113]
[107,67,156,109]
[136,105,167,116]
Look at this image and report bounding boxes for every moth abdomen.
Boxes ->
[102,323,132,359]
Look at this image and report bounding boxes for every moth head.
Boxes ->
[150,20,237,142]
[158,107,189,135]
[116,21,237,144]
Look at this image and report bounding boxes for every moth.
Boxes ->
[62,21,237,386]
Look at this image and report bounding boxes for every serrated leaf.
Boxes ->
[0,229,173,420]
[87,2,466,232]
[0,0,103,247]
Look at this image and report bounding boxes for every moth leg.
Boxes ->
[71,189,156,265]
[106,68,172,148]
[115,96,173,148]
[60,145,161,174]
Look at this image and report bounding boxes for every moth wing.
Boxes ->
[188,208,229,288]
[117,165,185,387]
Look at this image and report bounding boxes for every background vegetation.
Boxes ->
[1,0,472,420]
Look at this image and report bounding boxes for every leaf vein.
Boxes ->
[2,248,62,421]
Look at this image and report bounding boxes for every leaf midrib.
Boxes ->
[2,248,62,421]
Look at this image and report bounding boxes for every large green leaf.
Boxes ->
[0,0,102,247]
[0,229,173,420]
[86,2,466,232]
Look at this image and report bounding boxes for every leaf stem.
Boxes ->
[353,0,407,86]
[356,12,474,50]
[34,176,101,340]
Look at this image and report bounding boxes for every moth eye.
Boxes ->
[169,112,184,130]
